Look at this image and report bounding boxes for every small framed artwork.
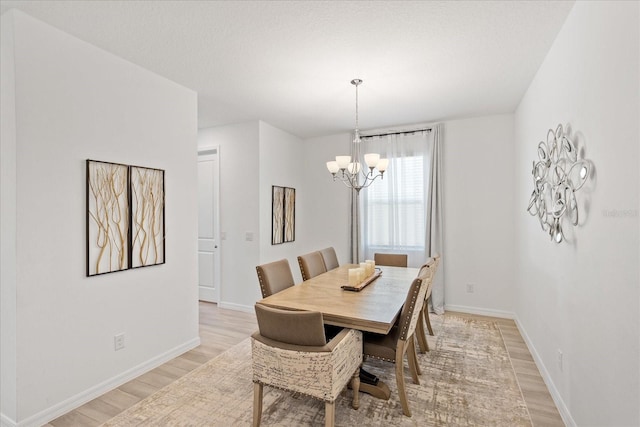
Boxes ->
[130,165,165,268]
[284,187,295,242]
[272,185,295,245]
[272,186,284,245]
[86,160,130,276]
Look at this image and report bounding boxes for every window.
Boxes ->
[360,132,429,265]
[364,155,425,249]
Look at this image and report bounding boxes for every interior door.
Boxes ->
[197,148,220,302]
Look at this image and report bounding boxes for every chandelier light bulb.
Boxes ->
[326,161,339,174]
[335,156,351,169]
[376,158,389,172]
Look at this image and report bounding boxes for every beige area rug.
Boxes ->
[101,315,531,426]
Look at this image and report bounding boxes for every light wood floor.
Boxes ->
[46,303,564,426]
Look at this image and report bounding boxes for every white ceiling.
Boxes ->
[0,0,574,138]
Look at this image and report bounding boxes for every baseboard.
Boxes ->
[1,413,16,427]
[16,336,200,427]
[513,316,576,427]
[218,301,254,313]
[444,304,515,319]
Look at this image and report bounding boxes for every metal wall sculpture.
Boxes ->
[527,124,591,243]
[87,160,165,276]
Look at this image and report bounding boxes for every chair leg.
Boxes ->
[253,382,263,427]
[426,296,434,336]
[416,307,429,353]
[351,368,361,410]
[395,342,412,417]
[412,334,422,375]
[324,401,335,427]
[407,337,421,384]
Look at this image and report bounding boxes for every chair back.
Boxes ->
[417,256,437,279]
[423,254,441,299]
[397,275,430,341]
[256,259,295,298]
[297,251,327,281]
[254,304,327,346]
[374,253,408,267]
[319,247,340,271]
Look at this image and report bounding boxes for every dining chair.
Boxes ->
[362,274,430,417]
[374,253,408,267]
[297,251,327,281]
[415,254,441,354]
[251,304,362,427]
[319,247,340,271]
[255,258,295,298]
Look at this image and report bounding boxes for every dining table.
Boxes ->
[256,263,419,399]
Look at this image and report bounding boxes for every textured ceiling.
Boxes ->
[0,0,575,138]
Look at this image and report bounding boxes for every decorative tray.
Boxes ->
[341,268,382,292]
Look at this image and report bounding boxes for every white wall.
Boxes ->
[258,121,306,283]
[198,122,261,311]
[198,122,343,310]
[1,10,199,426]
[302,133,353,265]
[514,1,639,425]
[443,115,516,316]
[1,11,18,425]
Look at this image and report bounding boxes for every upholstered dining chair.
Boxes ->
[319,247,340,271]
[374,253,408,267]
[415,254,441,354]
[251,304,362,427]
[297,251,327,281]
[256,259,295,298]
[362,275,430,417]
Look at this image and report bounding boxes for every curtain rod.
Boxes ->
[360,127,432,139]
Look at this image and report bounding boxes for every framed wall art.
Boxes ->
[272,185,295,245]
[130,165,165,268]
[86,160,130,276]
[272,186,285,245]
[86,159,165,276]
[283,187,295,243]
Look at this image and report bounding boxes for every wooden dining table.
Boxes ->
[257,264,419,399]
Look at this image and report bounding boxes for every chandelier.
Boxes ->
[326,79,388,193]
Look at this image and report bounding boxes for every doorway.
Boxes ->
[197,147,221,302]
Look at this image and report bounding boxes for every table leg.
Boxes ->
[358,368,391,400]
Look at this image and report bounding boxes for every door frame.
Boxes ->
[197,145,221,303]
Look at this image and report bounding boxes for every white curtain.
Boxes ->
[360,131,429,267]
[426,124,444,314]
[358,126,445,314]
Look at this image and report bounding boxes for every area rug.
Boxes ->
[101,315,531,426]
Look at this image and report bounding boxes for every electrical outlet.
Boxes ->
[466,283,475,293]
[245,231,254,241]
[114,333,125,351]
[557,349,563,372]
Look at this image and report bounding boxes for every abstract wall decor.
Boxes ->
[271,186,285,245]
[131,166,165,268]
[526,124,591,243]
[87,160,130,275]
[87,160,165,276]
[272,185,295,244]
[284,187,296,242]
